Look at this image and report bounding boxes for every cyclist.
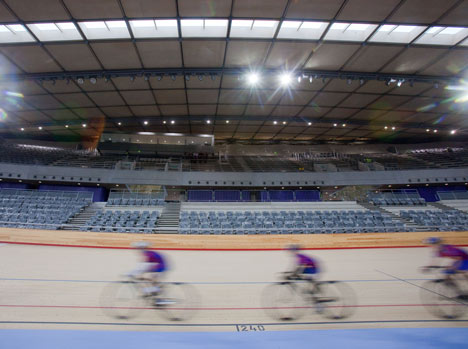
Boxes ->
[423,237,468,279]
[129,241,167,303]
[286,244,319,282]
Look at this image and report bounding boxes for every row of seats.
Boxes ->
[106,198,165,206]
[370,197,426,206]
[83,210,160,233]
[0,191,89,230]
[400,210,468,231]
[179,209,408,234]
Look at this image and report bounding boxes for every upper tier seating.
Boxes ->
[0,189,91,230]
[82,209,161,233]
[440,200,468,213]
[106,198,165,206]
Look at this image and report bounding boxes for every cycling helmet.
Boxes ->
[132,241,150,249]
[424,237,442,245]
[286,244,301,251]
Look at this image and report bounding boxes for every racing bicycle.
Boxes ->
[100,276,200,321]
[420,266,468,319]
[262,272,357,321]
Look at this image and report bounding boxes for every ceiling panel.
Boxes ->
[1,46,62,73]
[187,89,219,104]
[189,104,217,115]
[324,107,359,119]
[225,41,270,67]
[234,125,258,133]
[233,0,288,17]
[43,109,80,121]
[0,2,16,21]
[219,89,251,104]
[121,0,177,17]
[101,106,132,117]
[338,93,380,108]
[130,105,160,116]
[159,105,188,115]
[286,0,344,19]
[279,90,315,105]
[376,110,415,122]
[245,105,275,116]
[380,47,446,74]
[24,95,63,109]
[154,90,187,104]
[178,0,232,17]
[136,41,183,68]
[182,41,226,67]
[388,0,459,23]
[368,95,413,110]
[15,110,52,122]
[217,105,246,115]
[87,91,125,107]
[46,44,102,71]
[312,92,348,107]
[63,0,123,19]
[350,108,387,121]
[71,107,105,119]
[91,42,142,70]
[337,0,400,21]
[420,50,468,76]
[342,45,404,72]
[438,1,468,25]
[54,93,95,108]
[297,106,331,117]
[121,90,155,105]
[396,97,442,111]
[5,0,69,20]
[270,106,302,117]
[265,42,316,69]
[305,43,360,70]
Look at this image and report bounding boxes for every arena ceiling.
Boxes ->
[0,0,467,144]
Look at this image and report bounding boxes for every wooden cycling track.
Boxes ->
[0,228,467,332]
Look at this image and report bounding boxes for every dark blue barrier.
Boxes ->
[417,185,467,202]
[187,190,212,202]
[214,190,240,202]
[269,190,294,202]
[295,190,320,202]
[0,182,30,189]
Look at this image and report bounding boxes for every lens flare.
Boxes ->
[0,108,7,120]
[4,91,24,98]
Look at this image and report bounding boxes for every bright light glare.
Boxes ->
[35,23,58,31]
[348,24,369,31]
[331,23,348,30]
[393,25,417,33]
[246,72,260,85]
[279,73,292,86]
[450,130,456,134]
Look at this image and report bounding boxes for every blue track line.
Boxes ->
[0,277,432,284]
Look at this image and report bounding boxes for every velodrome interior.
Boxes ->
[0,0,467,348]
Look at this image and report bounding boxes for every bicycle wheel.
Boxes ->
[315,281,357,320]
[420,280,467,319]
[262,282,308,321]
[100,281,146,320]
[157,283,200,321]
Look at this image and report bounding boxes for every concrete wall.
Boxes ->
[1,163,467,187]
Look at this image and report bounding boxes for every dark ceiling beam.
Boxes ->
[0,68,459,85]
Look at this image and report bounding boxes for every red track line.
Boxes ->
[0,303,459,311]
